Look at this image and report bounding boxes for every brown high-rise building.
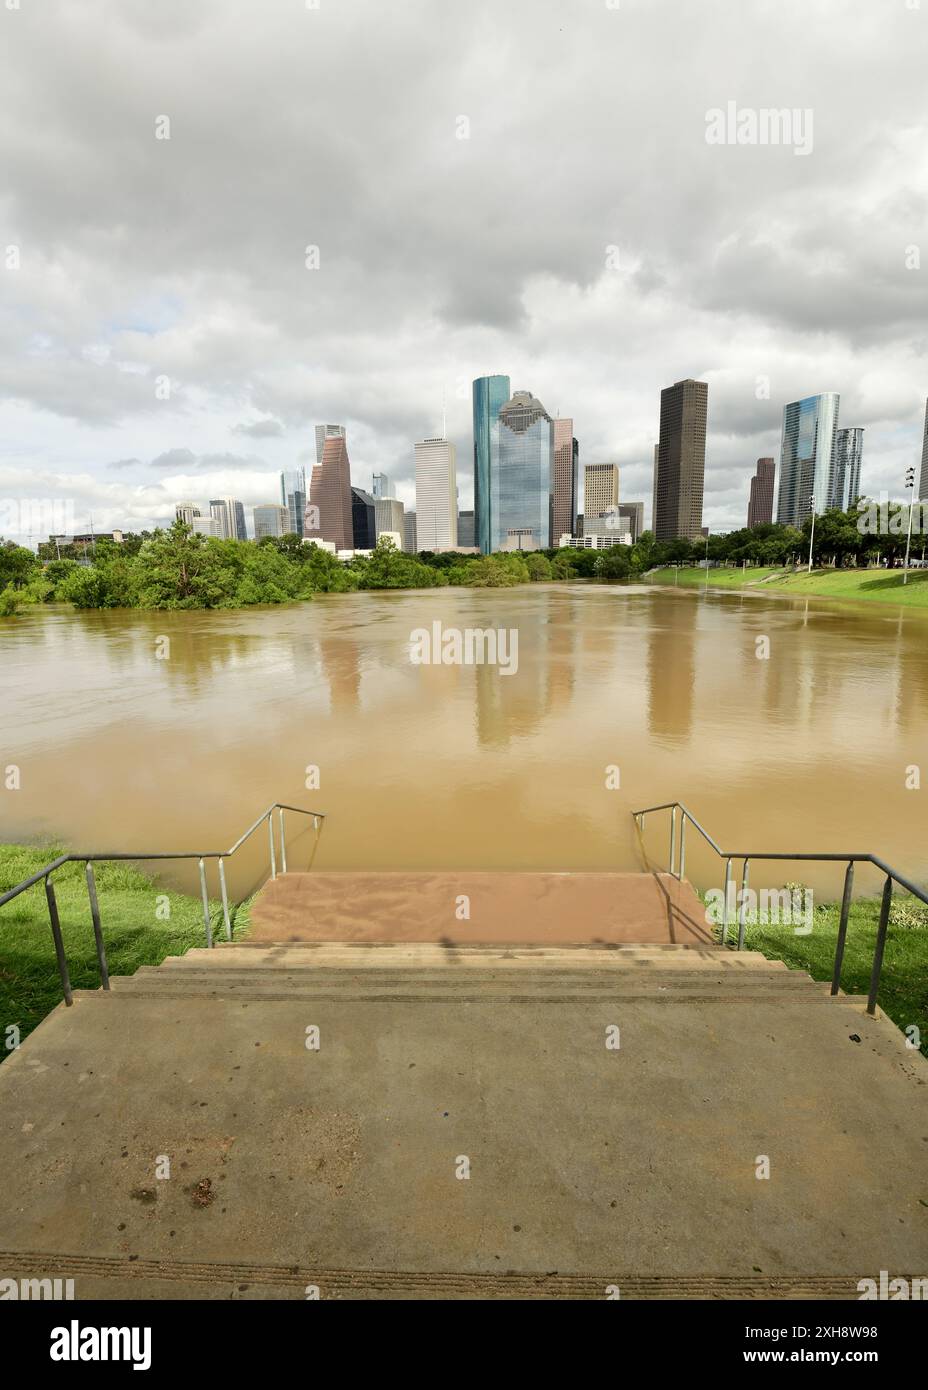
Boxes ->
[552,418,579,543]
[747,457,776,527]
[653,379,708,541]
[306,429,353,550]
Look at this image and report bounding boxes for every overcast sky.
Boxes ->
[2,0,927,543]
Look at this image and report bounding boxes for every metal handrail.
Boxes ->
[632,801,927,1018]
[0,803,326,1006]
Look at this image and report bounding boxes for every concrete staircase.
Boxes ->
[1,931,925,1300]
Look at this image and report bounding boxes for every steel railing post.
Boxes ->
[669,805,677,877]
[679,812,687,882]
[737,858,751,951]
[831,860,854,996]
[217,857,231,941]
[867,875,893,1016]
[268,813,277,881]
[198,858,213,949]
[84,862,109,990]
[279,808,287,875]
[45,877,73,1006]
[721,856,733,944]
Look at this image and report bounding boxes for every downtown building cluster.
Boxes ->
[162,382,928,556]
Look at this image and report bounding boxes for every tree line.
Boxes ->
[0,501,913,615]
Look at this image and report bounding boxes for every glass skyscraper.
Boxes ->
[832,427,864,509]
[776,393,840,527]
[472,374,510,554]
[494,391,555,551]
[280,468,306,537]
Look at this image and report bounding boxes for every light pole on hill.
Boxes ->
[807,495,816,573]
[903,466,916,585]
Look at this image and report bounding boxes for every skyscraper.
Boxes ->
[457,510,475,547]
[372,472,395,500]
[776,393,840,527]
[350,487,376,549]
[374,496,405,548]
[832,428,864,509]
[617,502,644,542]
[404,510,418,554]
[584,463,620,519]
[306,431,353,550]
[747,458,776,527]
[209,498,246,540]
[175,502,201,525]
[280,467,306,537]
[653,379,708,541]
[315,424,346,462]
[919,400,928,502]
[415,437,458,550]
[552,419,579,545]
[254,504,289,539]
[494,390,555,551]
[472,374,511,554]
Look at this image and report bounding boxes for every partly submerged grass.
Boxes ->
[0,844,249,1050]
[648,564,928,608]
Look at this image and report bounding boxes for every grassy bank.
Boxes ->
[714,896,928,1055]
[0,846,249,1049]
[648,564,928,607]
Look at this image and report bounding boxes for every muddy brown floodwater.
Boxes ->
[2,583,927,903]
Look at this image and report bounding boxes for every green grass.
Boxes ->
[648,564,928,608]
[648,566,784,589]
[713,896,928,1055]
[0,845,251,1050]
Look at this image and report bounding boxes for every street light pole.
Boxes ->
[807,494,816,573]
[704,530,709,588]
[903,467,915,585]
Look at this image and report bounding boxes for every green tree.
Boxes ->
[595,546,633,580]
[525,553,552,581]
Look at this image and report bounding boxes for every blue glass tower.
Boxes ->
[494,392,555,551]
[776,393,840,527]
[472,375,510,554]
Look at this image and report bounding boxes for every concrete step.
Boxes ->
[174,942,784,969]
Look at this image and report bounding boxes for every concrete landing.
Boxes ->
[0,942,925,1300]
[249,871,712,945]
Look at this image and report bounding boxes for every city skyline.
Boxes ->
[3,4,926,548]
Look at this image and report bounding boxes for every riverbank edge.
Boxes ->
[644,565,928,611]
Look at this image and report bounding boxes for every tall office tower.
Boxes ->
[306,432,354,550]
[747,458,776,527]
[372,472,395,500]
[209,498,246,540]
[253,504,289,539]
[653,379,708,541]
[415,437,458,550]
[617,502,644,542]
[919,400,928,501]
[175,503,201,525]
[552,419,579,544]
[495,390,555,551]
[350,487,377,549]
[404,510,418,554]
[776,393,840,526]
[191,515,220,538]
[472,374,511,554]
[832,428,864,509]
[584,463,620,520]
[280,467,307,537]
[315,424,346,462]
[457,510,475,547]
[576,513,584,538]
[374,496,406,547]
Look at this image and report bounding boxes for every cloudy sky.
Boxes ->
[2,0,927,544]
